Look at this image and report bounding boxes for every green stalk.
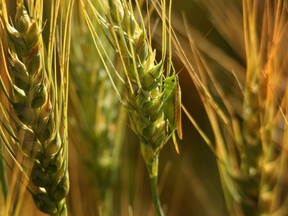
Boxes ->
[0,142,8,200]
[101,189,113,216]
[150,175,164,216]
[144,153,164,216]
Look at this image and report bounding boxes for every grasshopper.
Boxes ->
[162,74,183,153]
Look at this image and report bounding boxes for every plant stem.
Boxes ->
[150,175,164,216]
[141,146,164,216]
[101,187,113,216]
[0,142,8,200]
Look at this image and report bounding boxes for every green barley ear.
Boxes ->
[0,0,73,215]
[82,0,180,215]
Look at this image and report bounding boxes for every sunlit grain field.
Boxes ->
[1,0,288,216]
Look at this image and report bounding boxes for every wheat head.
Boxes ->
[174,0,288,215]
[81,0,180,215]
[95,0,180,178]
[0,1,72,215]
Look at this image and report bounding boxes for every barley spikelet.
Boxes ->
[0,1,72,215]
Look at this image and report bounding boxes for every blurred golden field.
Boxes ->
[1,0,288,216]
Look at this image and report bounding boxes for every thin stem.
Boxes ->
[0,141,8,200]
[150,175,164,216]
[102,189,113,216]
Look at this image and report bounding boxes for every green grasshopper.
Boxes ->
[162,74,183,153]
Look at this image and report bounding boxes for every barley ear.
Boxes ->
[176,0,288,215]
[85,0,180,215]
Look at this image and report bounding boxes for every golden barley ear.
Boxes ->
[174,0,288,215]
[0,0,73,215]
